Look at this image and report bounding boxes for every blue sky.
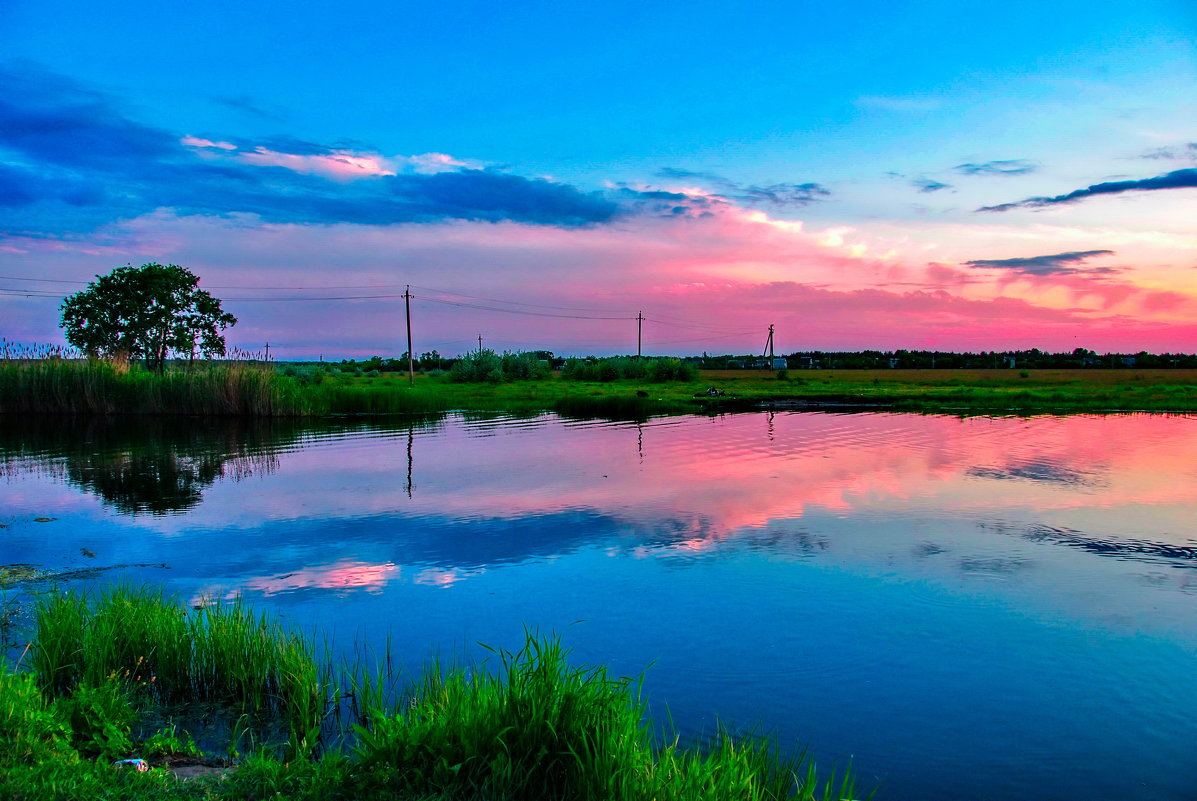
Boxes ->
[2,0,1195,355]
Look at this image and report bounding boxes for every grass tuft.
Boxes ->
[8,586,868,800]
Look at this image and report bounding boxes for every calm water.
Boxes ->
[2,411,1196,800]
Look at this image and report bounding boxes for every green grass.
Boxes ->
[2,586,868,801]
[32,587,328,758]
[10,358,1190,418]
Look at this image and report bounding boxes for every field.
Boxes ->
[323,367,1197,416]
[3,358,1197,417]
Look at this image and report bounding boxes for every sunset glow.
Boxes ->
[2,2,1195,356]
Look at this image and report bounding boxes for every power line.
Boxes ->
[419,296,635,320]
[411,284,637,314]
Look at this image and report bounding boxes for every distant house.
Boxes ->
[1003,355,1016,368]
[727,359,745,369]
[771,357,788,370]
[888,357,900,368]
[797,356,819,369]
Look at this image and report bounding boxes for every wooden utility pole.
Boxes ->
[762,325,775,364]
[264,342,270,363]
[637,311,643,358]
[478,335,483,354]
[404,285,414,386]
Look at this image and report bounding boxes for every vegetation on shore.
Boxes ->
[3,355,1197,418]
[2,586,864,800]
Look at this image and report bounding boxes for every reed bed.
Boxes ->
[0,359,302,416]
[32,586,328,752]
[6,586,867,800]
[0,359,453,417]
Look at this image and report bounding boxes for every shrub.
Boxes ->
[449,350,548,383]
[561,356,695,383]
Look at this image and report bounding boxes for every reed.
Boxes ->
[31,587,329,747]
[12,587,867,799]
[349,635,859,801]
[0,358,310,416]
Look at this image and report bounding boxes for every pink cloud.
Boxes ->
[6,194,1197,355]
[180,135,237,151]
[236,148,397,180]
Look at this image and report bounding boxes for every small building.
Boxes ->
[771,357,788,370]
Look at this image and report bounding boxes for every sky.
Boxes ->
[1,0,1195,358]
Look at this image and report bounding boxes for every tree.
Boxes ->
[60,264,237,372]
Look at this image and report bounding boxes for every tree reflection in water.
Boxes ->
[0,417,297,515]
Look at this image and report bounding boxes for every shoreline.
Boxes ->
[3,360,1196,417]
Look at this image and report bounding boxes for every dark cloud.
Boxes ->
[211,94,286,122]
[954,159,1038,176]
[0,62,178,171]
[736,182,829,205]
[912,177,951,193]
[1139,143,1197,161]
[616,187,715,218]
[655,167,830,207]
[0,62,620,236]
[656,167,725,183]
[978,168,1197,212]
[964,249,1116,277]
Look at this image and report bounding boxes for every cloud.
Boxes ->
[954,160,1038,176]
[0,62,620,236]
[912,178,952,193]
[0,62,178,172]
[211,94,286,121]
[654,167,829,207]
[1138,143,1197,161]
[978,168,1197,212]
[964,249,1116,277]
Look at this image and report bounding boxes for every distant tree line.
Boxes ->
[701,348,1197,370]
[276,347,1197,376]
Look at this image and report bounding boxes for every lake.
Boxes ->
[2,411,1195,800]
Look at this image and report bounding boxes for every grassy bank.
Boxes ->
[2,586,864,801]
[4,358,1197,417]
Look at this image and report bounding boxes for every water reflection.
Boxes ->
[3,411,1197,801]
[0,417,295,514]
[0,415,446,515]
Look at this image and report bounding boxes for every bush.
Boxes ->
[449,350,548,383]
[561,357,695,383]
[562,356,699,383]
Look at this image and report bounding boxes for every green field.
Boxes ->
[3,359,1197,417]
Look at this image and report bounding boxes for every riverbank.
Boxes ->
[3,359,1196,417]
[1,585,862,801]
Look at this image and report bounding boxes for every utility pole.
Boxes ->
[404,285,414,386]
[762,325,775,366]
[637,311,643,358]
[264,342,270,363]
[478,335,483,354]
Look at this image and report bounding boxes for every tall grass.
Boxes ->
[0,359,302,416]
[32,586,328,753]
[350,635,861,801]
[0,359,458,417]
[13,587,867,800]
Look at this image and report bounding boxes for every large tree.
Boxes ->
[60,264,237,372]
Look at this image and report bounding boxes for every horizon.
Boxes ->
[2,1,1195,358]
